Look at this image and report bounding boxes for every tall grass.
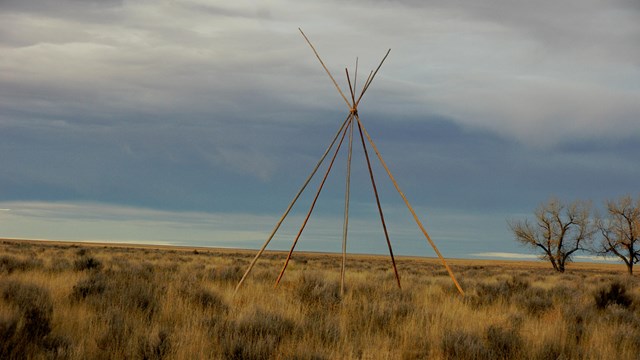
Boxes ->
[0,239,638,359]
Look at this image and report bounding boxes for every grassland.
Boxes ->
[1,238,639,359]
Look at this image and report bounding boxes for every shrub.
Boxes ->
[71,273,107,300]
[72,267,161,321]
[97,313,131,352]
[535,340,566,360]
[548,284,578,305]
[236,309,296,342]
[218,308,296,360]
[191,288,227,313]
[0,314,19,356]
[0,281,53,341]
[469,276,531,307]
[124,279,158,316]
[0,255,43,274]
[594,282,633,310]
[485,325,522,359]
[42,335,71,359]
[209,265,243,284]
[441,330,490,360]
[441,326,524,360]
[295,273,340,309]
[351,281,378,299]
[0,256,22,274]
[287,352,328,360]
[400,334,431,360]
[138,329,171,360]
[49,258,73,272]
[345,292,412,338]
[74,256,102,271]
[0,281,54,358]
[515,287,553,316]
[566,312,585,345]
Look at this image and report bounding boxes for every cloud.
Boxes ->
[0,0,638,255]
[434,74,640,147]
[448,0,640,64]
[2,0,638,146]
[318,0,640,146]
[0,201,276,245]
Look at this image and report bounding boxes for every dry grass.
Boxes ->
[0,239,639,359]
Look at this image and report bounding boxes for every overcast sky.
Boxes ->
[1,0,639,261]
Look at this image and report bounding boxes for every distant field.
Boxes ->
[1,238,638,359]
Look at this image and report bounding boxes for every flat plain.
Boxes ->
[1,238,638,359]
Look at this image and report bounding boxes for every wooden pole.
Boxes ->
[353,58,359,97]
[234,116,350,294]
[299,28,353,109]
[355,116,465,297]
[274,118,351,287]
[341,115,355,296]
[355,49,391,107]
[362,70,373,98]
[346,68,356,106]
[356,118,401,289]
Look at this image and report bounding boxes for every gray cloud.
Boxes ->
[1,0,639,254]
[331,0,640,145]
[2,0,638,145]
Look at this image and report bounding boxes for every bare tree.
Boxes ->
[596,195,640,275]
[508,198,595,272]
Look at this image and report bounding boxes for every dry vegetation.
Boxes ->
[1,239,639,359]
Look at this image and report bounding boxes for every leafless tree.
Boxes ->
[508,198,595,272]
[596,195,640,275]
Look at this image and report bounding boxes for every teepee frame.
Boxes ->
[235,29,464,297]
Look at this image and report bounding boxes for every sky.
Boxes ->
[1,0,639,261]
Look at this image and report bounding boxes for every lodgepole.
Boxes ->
[340,114,355,296]
[234,116,350,294]
[355,115,465,297]
[356,120,401,289]
[274,118,351,287]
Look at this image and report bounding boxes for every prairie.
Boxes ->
[0,238,638,359]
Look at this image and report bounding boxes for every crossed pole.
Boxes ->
[234,29,464,297]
